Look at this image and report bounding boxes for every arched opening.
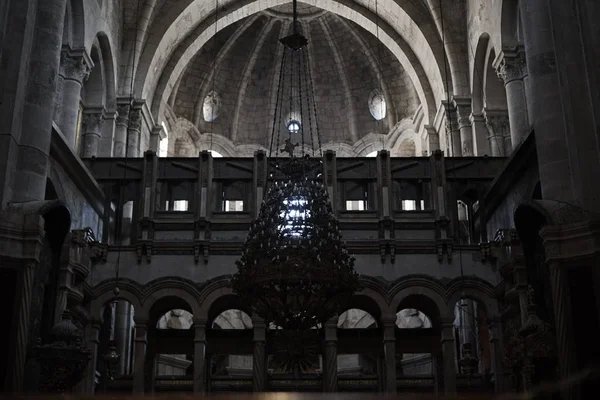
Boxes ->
[95,299,136,392]
[337,308,379,391]
[147,296,195,393]
[394,294,442,394]
[210,309,253,380]
[205,295,253,391]
[155,309,194,377]
[396,309,433,378]
[451,297,492,391]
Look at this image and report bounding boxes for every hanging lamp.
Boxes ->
[231,0,360,331]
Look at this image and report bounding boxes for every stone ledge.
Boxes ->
[484,129,536,218]
[50,123,104,216]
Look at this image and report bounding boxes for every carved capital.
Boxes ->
[116,104,130,126]
[484,110,510,138]
[82,111,105,134]
[60,48,92,83]
[495,51,527,84]
[128,108,143,131]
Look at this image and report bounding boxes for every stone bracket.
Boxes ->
[136,241,152,264]
[90,242,108,263]
[436,239,453,263]
[194,241,210,264]
[379,240,396,264]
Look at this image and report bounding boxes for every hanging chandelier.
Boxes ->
[231,0,360,330]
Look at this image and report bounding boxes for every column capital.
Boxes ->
[494,47,527,84]
[82,108,106,134]
[193,317,208,327]
[59,46,93,83]
[483,109,510,134]
[453,97,472,129]
[116,103,131,126]
[128,106,143,131]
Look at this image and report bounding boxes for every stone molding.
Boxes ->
[59,46,93,83]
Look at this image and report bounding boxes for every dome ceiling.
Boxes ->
[168,2,420,151]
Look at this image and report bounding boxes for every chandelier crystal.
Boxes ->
[231,0,360,330]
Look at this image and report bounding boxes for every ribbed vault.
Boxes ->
[168,7,420,149]
[136,0,452,132]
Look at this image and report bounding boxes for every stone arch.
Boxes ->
[472,33,490,114]
[196,280,251,323]
[343,293,386,325]
[319,143,355,157]
[352,133,387,156]
[90,279,143,321]
[95,32,117,111]
[141,0,443,126]
[484,47,507,110]
[139,280,202,322]
[83,43,105,107]
[195,133,239,157]
[444,278,498,318]
[389,276,446,326]
[396,139,417,157]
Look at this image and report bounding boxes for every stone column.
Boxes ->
[149,124,164,154]
[441,317,457,395]
[57,47,92,149]
[82,319,102,393]
[114,301,131,376]
[423,125,440,154]
[494,48,529,150]
[82,109,106,158]
[193,319,207,393]
[252,317,267,392]
[127,105,143,157]
[484,110,510,156]
[453,97,474,156]
[11,0,69,203]
[382,317,397,393]
[547,262,578,398]
[132,321,148,393]
[114,102,130,157]
[487,317,505,393]
[323,317,338,392]
[445,107,461,156]
[470,113,491,156]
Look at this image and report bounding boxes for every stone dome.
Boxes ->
[168,2,420,153]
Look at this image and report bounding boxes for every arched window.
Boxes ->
[202,91,221,122]
[368,89,386,121]
[287,119,301,134]
[159,122,169,157]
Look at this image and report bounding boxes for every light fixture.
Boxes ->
[231,0,359,332]
[287,119,301,134]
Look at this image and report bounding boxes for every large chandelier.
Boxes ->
[231,0,359,330]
